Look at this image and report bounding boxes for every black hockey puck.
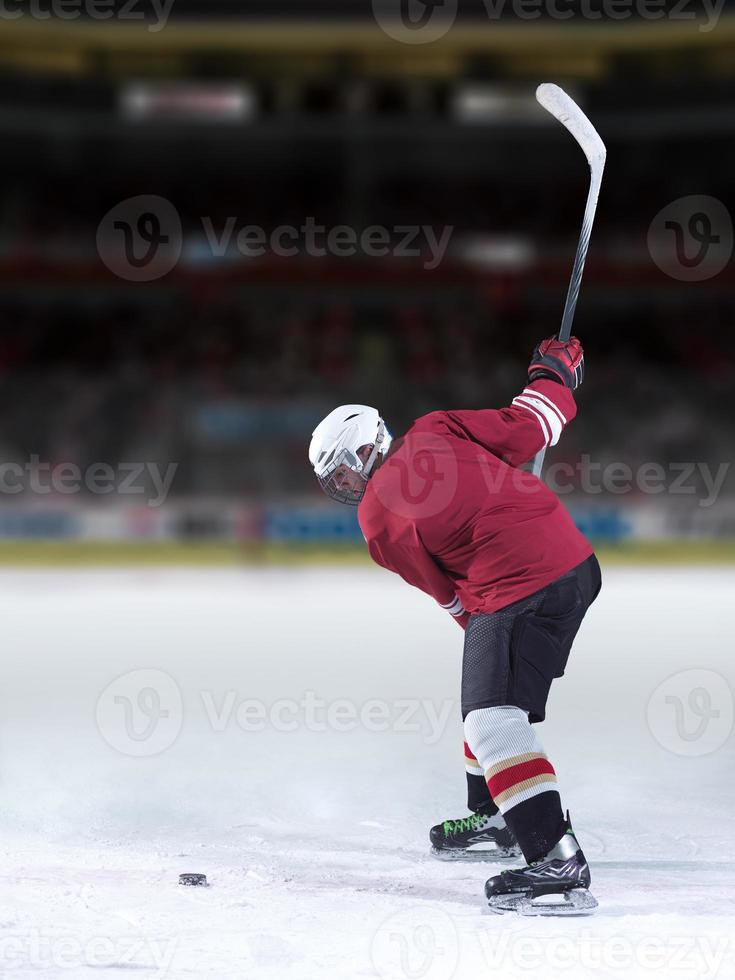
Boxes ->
[179,873,208,887]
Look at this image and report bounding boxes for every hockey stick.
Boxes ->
[531,84,606,478]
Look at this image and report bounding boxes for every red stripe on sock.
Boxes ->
[487,757,556,798]
[464,741,479,763]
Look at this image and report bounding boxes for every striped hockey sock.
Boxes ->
[464,741,497,814]
[464,705,566,862]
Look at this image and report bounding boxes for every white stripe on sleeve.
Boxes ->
[513,394,563,446]
[512,396,551,446]
[440,595,465,618]
[521,387,567,426]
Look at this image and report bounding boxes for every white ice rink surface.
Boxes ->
[0,565,734,980]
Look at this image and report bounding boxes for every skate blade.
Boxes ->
[431,845,521,863]
[487,889,598,917]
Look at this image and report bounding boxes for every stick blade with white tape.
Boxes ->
[536,83,607,169]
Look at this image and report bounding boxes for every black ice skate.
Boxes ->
[484,814,597,915]
[430,809,521,861]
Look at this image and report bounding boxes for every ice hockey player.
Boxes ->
[308,336,601,914]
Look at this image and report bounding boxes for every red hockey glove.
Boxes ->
[528,336,584,390]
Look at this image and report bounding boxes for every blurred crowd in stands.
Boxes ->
[0,39,733,506]
[0,287,731,500]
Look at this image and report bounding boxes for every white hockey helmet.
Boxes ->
[309,404,392,505]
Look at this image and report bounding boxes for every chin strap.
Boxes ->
[361,420,386,479]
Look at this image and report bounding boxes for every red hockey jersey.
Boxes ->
[357,379,593,627]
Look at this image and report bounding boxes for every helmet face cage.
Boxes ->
[317,448,368,506]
